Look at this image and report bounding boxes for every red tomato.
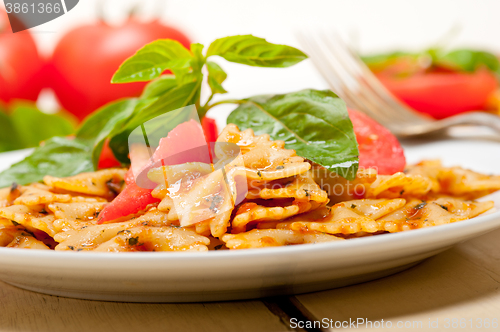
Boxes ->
[97,139,122,169]
[97,117,218,170]
[377,68,498,119]
[48,19,191,121]
[98,120,208,223]
[151,119,209,164]
[348,109,406,175]
[97,172,160,223]
[0,10,44,104]
[202,116,219,143]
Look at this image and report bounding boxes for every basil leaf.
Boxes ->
[0,111,23,152]
[107,132,131,164]
[141,75,178,99]
[190,43,205,72]
[10,104,75,148]
[112,39,193,83]
[227,89,359,180]
[207,35,307,68]
[206,61,227,94]
[76,99,138,140]
[172,67,204,86]
[109,81,201,163]
[438,49,500,75]
[77,98,146,168]
[168,45,204,87]
[125,82,200,130]
[0,137,94,188]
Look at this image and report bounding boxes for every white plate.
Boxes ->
[0,139,499,302]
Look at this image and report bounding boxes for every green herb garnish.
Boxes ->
[414,202,427,210]
[227,90,358,179]
[0,34,359,187]
[438,204,449,211]
[128,237,139,246]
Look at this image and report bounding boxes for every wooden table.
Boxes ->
[1,227,499,332]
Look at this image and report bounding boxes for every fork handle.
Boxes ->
[405,112,500,136]
[443,112,500,132]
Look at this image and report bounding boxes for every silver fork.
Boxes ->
[296,31,500,137]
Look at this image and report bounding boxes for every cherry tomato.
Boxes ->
[348,109,406,175]
[0,10,44,104]
[378,69,498,119]
[49,19,191,121]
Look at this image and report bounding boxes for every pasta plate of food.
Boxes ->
[0,126,499,302]
[0,35,499,302]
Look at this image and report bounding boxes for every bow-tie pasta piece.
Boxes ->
[93,226,210,252]
[44,168,127,198]
[222,229,343,249]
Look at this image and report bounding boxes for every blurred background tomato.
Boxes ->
[0,2,194,154]
[364,51,500,119]
[48,18,190,120]
[0,8,44,105]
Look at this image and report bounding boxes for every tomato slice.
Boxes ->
[377,68,498,119]
[98,119,211,223]
[97,118,218,170]
[151,119,210,164]
[348,109,406,175]
[202,117,219,143]
[97,175,161,223]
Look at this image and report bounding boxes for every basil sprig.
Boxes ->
[0,34,360,187]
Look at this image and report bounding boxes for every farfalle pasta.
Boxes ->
[0,125,498,251]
